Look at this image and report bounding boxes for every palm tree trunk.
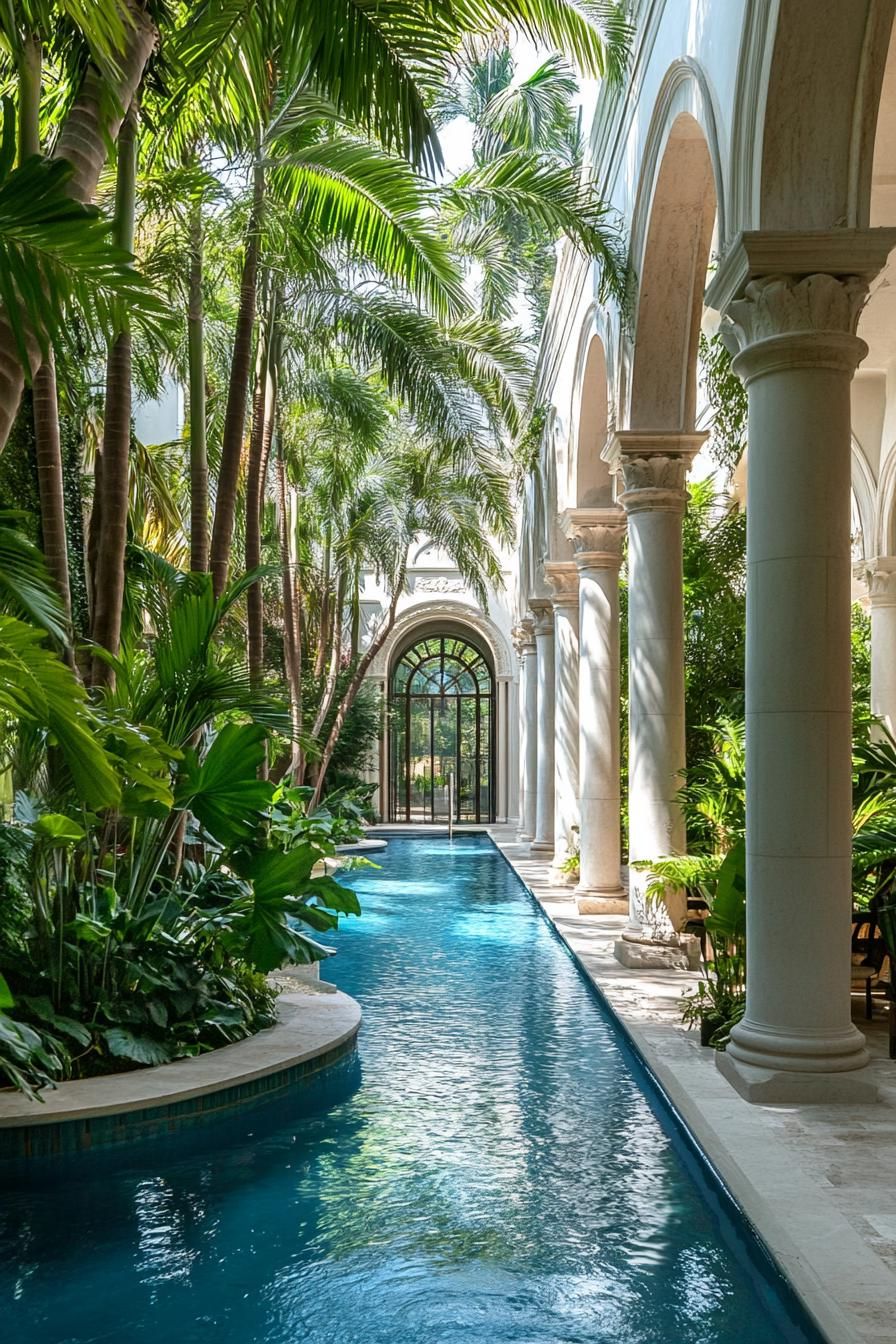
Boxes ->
[350,564,361,660]
[90,100,138,685]
[0,5,156,455]
[187,194,208,572]
[33,356,71,621]
[18,33,41,159]
[276,447,304,780]
[209,156,264,596]
[311,568,345,738]
[87,445,102,619]
[309,570,405,810]
[246,287,278,687]
[314,530,331,678]
[18,35,73,629]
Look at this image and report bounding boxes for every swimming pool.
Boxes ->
[1,835,823,1343]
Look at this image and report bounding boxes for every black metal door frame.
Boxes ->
[388,634,495,823]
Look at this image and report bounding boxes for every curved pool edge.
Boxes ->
[0,990,361,1161]
[484,830,847,1344]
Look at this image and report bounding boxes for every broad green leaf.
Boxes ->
[235,843,318,901]
[34,813,85,845]
[102,1028,174,1067]
[305,874,362,917]
[174,722,274,845]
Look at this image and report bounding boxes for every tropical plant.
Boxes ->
[0,559,363,1099]
[670,840,746,1048]
[434,42,626,333]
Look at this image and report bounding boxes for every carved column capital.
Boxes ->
[512,618,536,656]
[529,597,554,635]
[605,431,705,516]
[561,506,626,570]
[724,272,868,345]
[719,273,870,385]
[703,229,896,385]
[543,561,579,610]
[866,557,896,608]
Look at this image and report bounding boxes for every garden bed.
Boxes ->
[0,990,360,1159]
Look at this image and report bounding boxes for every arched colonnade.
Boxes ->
[515,0,896,1103]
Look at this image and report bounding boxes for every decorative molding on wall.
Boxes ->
[366,599,514,679]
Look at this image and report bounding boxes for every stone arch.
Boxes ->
[852,437,877,560]
[873,443,896,557]
[369,600,513,681]
[753,0,893,230]
[626,107,718,431]
[568,319,613,507]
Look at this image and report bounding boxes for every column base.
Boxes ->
[716,1050,878,1104]
[613,933,690,971]
[518,831,533,843]
[575,886,628,915]
[529,840,554,857]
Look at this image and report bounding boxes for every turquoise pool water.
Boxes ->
[1,836,822,1343]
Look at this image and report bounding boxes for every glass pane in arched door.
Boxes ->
[389,634,495,823]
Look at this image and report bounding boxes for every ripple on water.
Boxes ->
[0,837,820,1344]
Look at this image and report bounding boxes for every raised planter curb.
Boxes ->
[0,991,361,1159]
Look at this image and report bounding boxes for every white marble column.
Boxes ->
[530,599,555,856]
[610,432,703,969]
[513,619,537,841]
[496,675,512,822]
[507,676,520,824]
[563,508,628,914]
[867,558,896,739]
[545,562,580,879]
[708,238,896,1103]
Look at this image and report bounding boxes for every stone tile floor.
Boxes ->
[488,826,896,1344]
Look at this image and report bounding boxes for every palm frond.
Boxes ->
[445,149,627,303]
[0,511,67,642]
[478,53,578,154]
[270,139,468,320]
[0,613,119,806]
[0,121,173,371]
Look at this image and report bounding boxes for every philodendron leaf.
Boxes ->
[291,903,339,933]
[0,972,13,1009]
[304,874,362,917]
[102,1028,174,1067]
[173,722,273,846]
[34,813,85,845]
[238,843,319,902]
[20,998,92,1049]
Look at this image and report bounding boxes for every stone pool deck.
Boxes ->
[488,825,896,1344]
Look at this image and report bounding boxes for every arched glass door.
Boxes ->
[389,634,495,823]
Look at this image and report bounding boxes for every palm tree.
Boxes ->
[90,98,140,684]
[308,423,514,807]
[205,118,468,597]
[435,42,626,333]
[241,267,530,706]
[170,0,630,595]
[0,0,157,453]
